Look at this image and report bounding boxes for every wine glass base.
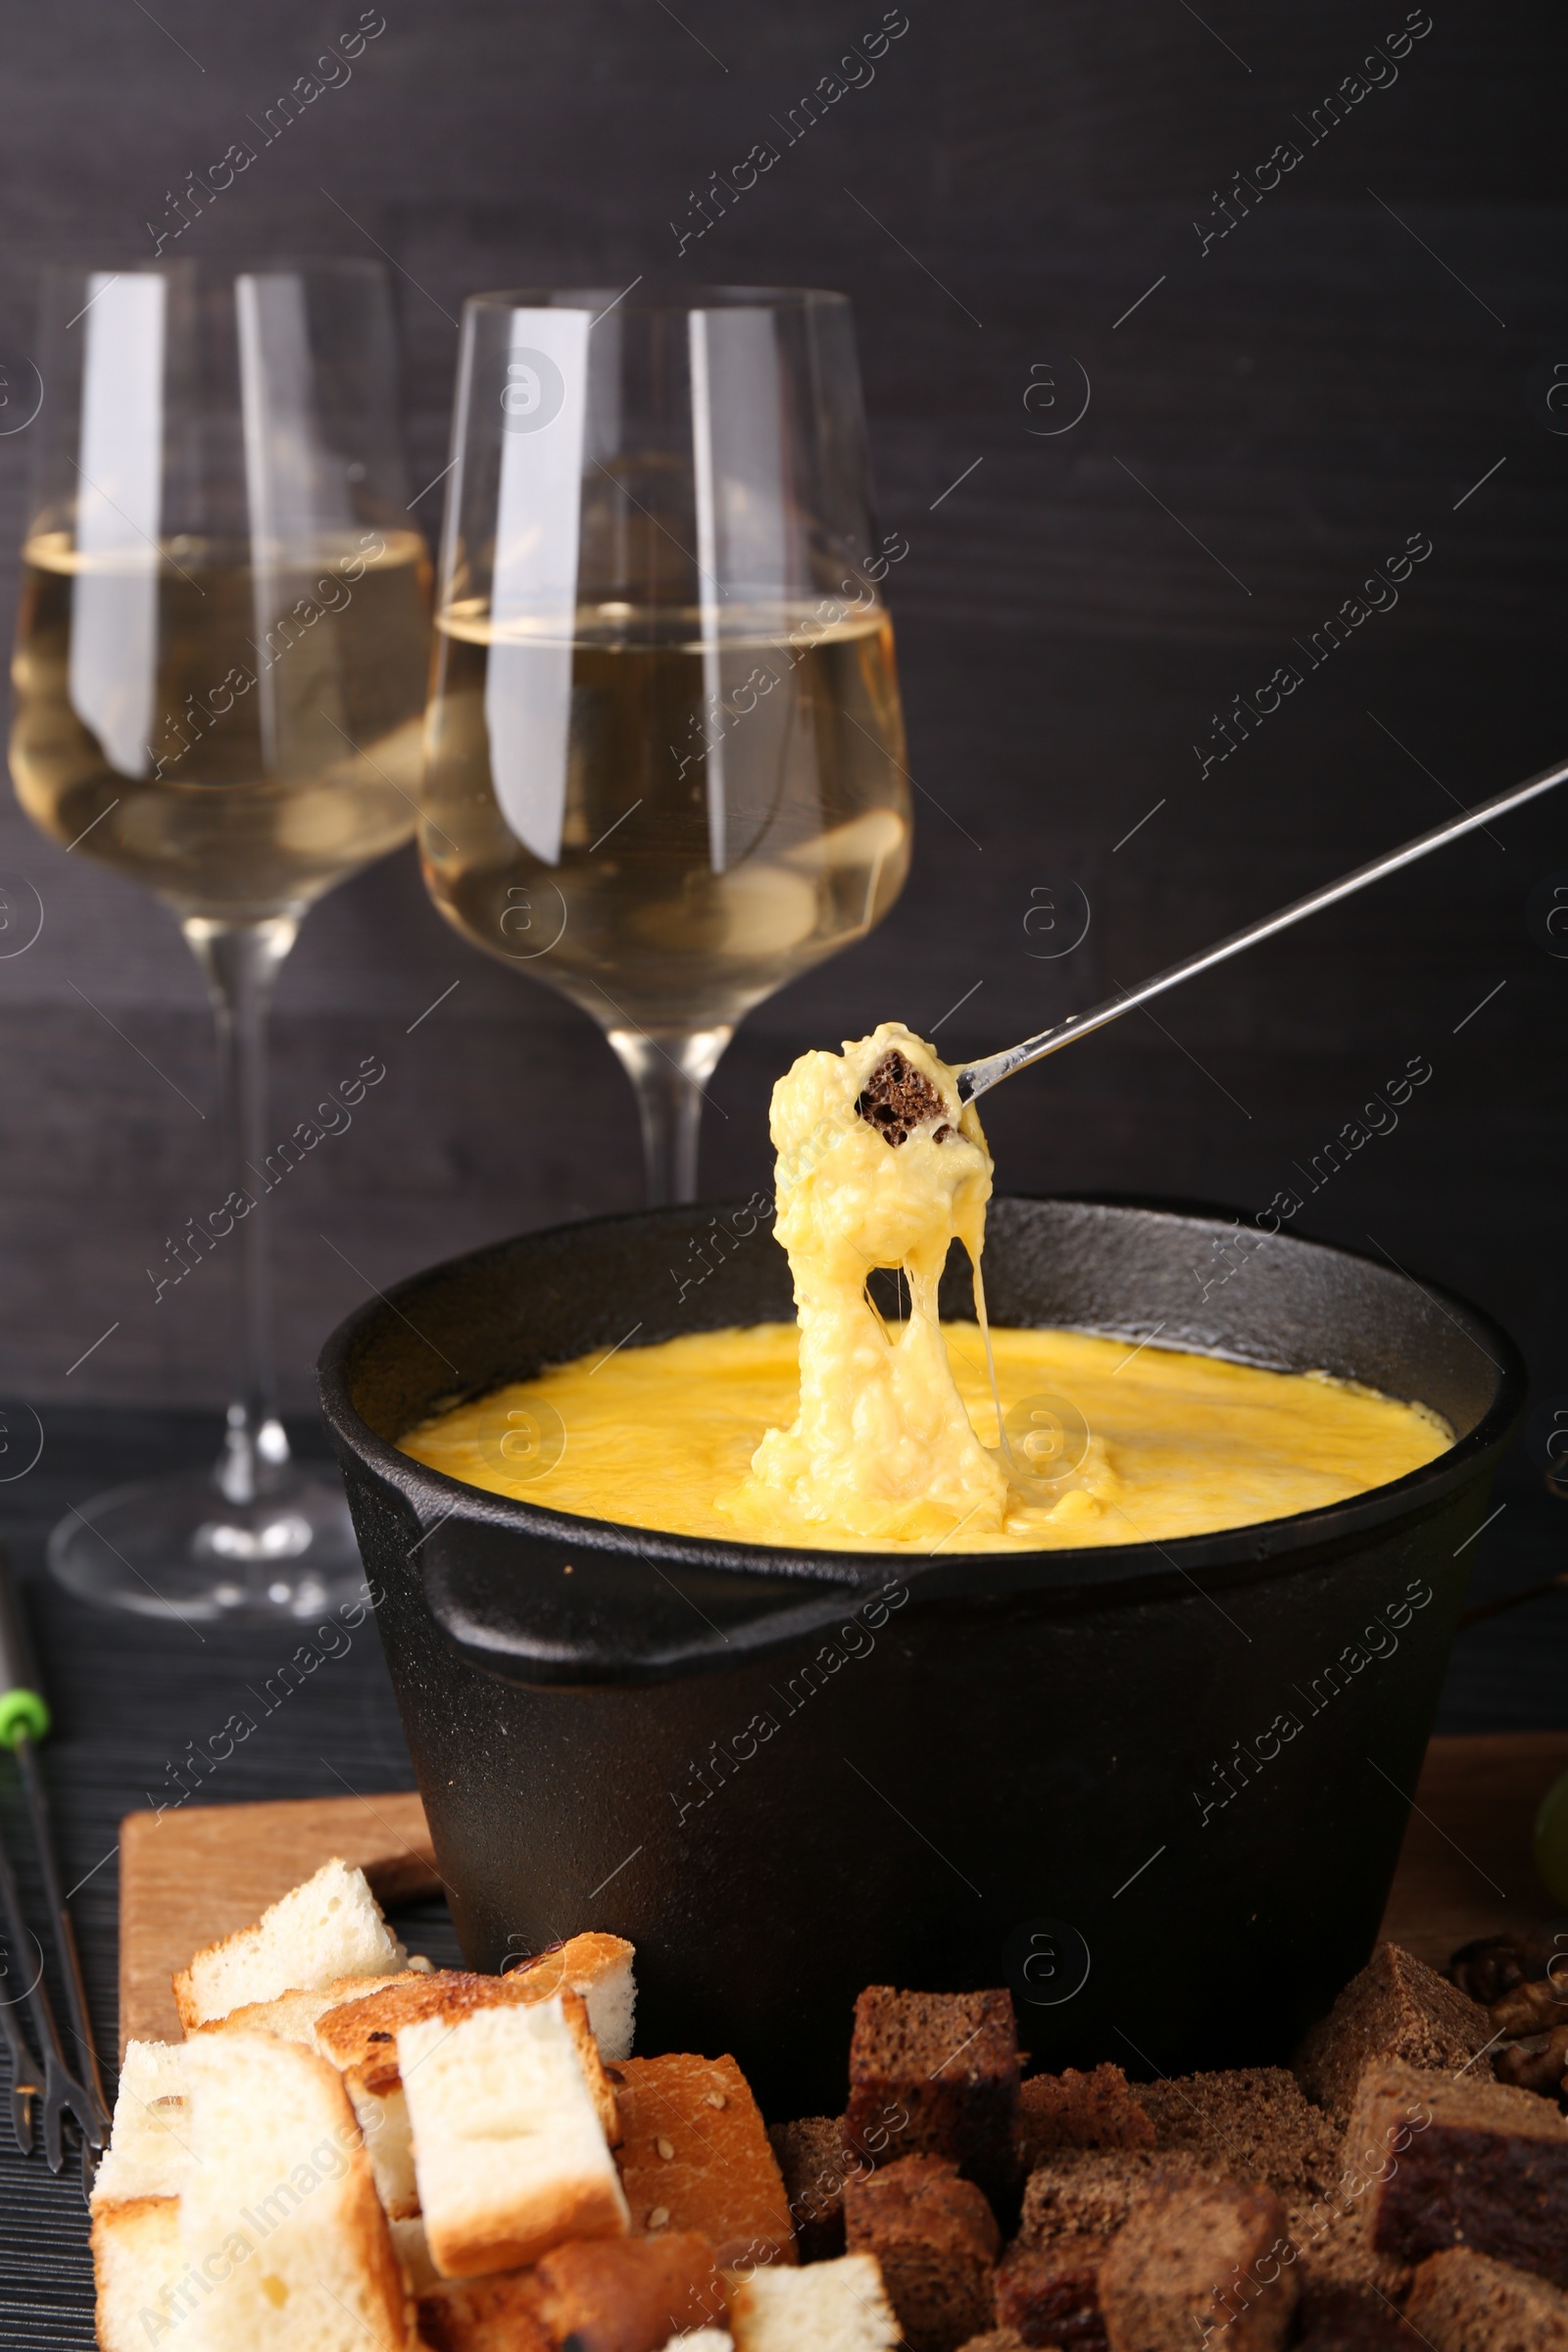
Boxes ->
[48,1464,367,1623]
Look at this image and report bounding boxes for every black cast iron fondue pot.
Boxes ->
[318,1196,1523,2115]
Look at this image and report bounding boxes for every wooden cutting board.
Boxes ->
[119,1788,441,2050]
[1376,1729,1568,1966]
[118,1733,1568,2050]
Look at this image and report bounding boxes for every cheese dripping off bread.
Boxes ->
[719,1023,1009,1544]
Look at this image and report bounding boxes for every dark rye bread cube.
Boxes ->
[994,2234,1107,2347]
[1294,2284,1424,2347]
[1403,2247,1568,2350]
[855,1049,954,1145]
[1140,2066,1343,2202]
[844,1986,1021,2202]
[767,2116,850,2261]
[1019,2148,1217,2246]
[1098,2180,1298,2352]
[1347,2057,1568,2288]
[1296,1943,1495,2121]
[954,2335,1028,2352]
[844,2154,999,2352]
[1019,2066,1153,2166]
[1284,2193,1411,2328]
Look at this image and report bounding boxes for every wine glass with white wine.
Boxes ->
[10,258,431,1619]
[418,286,910,1202]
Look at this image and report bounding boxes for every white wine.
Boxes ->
[11,528,431,920]
[420,599,910,1031]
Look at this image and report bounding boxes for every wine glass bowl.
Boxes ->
[12,261,430,925]
[418,286,910,1200]
[11,524,427,923]
[8,258,431,1619]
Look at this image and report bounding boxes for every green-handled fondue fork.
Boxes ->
[0,1542,110,2171]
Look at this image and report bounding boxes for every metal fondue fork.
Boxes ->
[957,747,1568,1103]
[0,1914,43,2155]
[0,1544,110,2172]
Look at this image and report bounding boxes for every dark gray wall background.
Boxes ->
[0,0,1564,1428]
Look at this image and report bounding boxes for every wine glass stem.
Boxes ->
[182,914,299,1503]
[607,1025,732,1207]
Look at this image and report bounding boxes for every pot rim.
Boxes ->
[317,1195,1527,1602]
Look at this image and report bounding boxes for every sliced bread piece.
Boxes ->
[1140,2066,1344,2201]
[347,2070,420,2220]
[335,1981,617,2222]
[179,2029,410,2352]
[614,2051,795,2268]
[728,2253,900,2351]
[173,1859,410,2028]
[318,1961,622,2143]
[91,2040,191,2207]
[390,2213,442,2295]
[1345,2056,1568,2285]
[91,2195,181,2352]
[1403,2246,1568,2350]
[767,2117,851,2262]
[399,1993,629,2277]
[845,1986,1020,2202]
[535,2230,727,2351]
[1019,2064,1154,2163]
[189,1974,416,2050]
[318,1936,635,2076]
[656,2334,733,2352]
[994,2235,1107,2349]
[1019,2146,1215,2245]
[1295,1944,1495,2121]
[1098,2177,1298,2350]
[1284,2190,1412,2325]
[844,2154,998,2352]
[503,1931,638,2062]
[417,2268,554,2352]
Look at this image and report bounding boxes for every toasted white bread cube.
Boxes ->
[91,2195,181,2352]
[92,2040,191,2207]
[189,1974,411,2050]
[318,1935,635,2082]
[179,2030,410,2351]
[660,2335,734,2351]
[509,1930,637,2063]
[173,1859,409,2029]
[399,1994,629,2276]
[318,1967,622,2221]
[389,2213,442,2295]
[347,2071,419,2219]
[729,2255,899,2351]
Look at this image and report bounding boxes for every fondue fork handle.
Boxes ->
[0,1545,110,2165]
[957,747,1568,1104]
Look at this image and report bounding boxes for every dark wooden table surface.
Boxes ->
[0,1405,1564,2347]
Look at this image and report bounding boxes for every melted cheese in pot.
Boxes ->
[400,1023,1450,1552]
